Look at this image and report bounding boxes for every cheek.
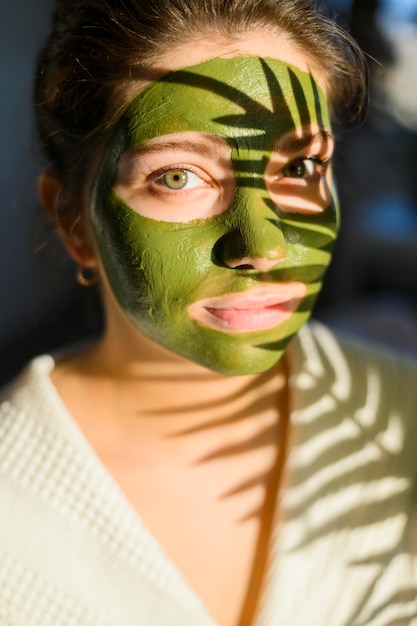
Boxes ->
[93,180,338,315]
[278,199,338,282]
[94,195,222,307]
[272,177,334,215]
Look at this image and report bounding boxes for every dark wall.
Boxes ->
[0,0,101,387]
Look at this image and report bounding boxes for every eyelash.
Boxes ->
[149,163,202,181]
[296,155,331,170]
[311,155,331,168]
[146,153,332,193]
[151,156,330,173]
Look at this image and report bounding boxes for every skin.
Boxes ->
[44,35,340,626]
[90,55,338,376]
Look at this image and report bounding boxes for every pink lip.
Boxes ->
[188,283,307,333]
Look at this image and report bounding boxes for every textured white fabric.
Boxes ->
[1,322,417,625]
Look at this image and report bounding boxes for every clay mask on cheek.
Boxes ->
[91,56,338,376]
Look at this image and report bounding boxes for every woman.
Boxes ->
[1,1,417,625]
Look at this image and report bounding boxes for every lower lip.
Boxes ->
[204,303,294,332]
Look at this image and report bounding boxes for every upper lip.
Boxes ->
[190,283,307,311]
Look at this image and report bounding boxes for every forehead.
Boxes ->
[122,55,331,150]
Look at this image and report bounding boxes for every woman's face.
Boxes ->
[90,34,338,375]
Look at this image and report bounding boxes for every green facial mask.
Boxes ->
[91,56,338,375]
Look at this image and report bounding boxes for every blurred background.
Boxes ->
[315,0,417,357]
[1,0,417,387]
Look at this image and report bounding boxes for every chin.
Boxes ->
[182,339,290,377]
[176,313,307,376]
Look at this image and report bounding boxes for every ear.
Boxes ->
[39,169,97,268]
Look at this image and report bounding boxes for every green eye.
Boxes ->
[163,170,188,189]
[283,158,317,178]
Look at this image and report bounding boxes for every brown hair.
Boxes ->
[34,0,367,226]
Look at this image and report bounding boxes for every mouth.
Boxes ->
[188,282,307,333]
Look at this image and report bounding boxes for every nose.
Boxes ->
[214,188,287,271]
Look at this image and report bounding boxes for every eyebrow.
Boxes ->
[274,129,334,156]
[123,139,231,162]
[121,128,334,164]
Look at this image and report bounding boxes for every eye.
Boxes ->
[282,158,318,179]
[156,168,205,190]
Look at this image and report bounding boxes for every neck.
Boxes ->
[90,318,286,418]
[52,306,289,462]
[57,312,286,435]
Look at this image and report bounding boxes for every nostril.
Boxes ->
[231,263,255,270]
[226,256,284,271]
[212,229,287,270]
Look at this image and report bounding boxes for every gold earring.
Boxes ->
[76,265,99,287]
